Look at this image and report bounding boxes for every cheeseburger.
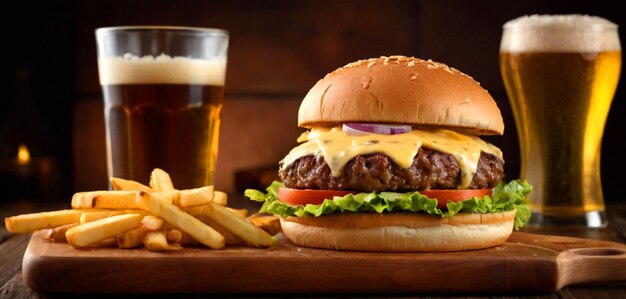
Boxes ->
[246,56,530,252]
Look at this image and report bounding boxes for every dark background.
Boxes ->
[1,0,624,205]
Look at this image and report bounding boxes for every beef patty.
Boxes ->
[279,148,504,192]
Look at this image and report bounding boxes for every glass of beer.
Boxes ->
[95,26,228,189]
[500,15,621,227]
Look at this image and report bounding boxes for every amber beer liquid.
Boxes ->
[98,55,226,189]
[500,15,621,227]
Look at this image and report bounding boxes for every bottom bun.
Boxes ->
[280,210,516,252]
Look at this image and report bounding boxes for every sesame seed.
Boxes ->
[460,72,475,81]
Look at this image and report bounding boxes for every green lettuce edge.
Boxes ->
[245,180,532,230]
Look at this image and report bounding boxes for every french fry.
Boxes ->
[181,205,206,217]
[143,230,182,251]
[166,228,183,244]
[65,214,143,248]
[226,207,248,219]
[181,205,243,243]
[124,209,152,217]
[135,191,225,249]
[43,223,79,241]
[141,215,164,231]
[5,209,88,233]
[213,191,227,206]
[202,203,276,248]
[150,168,175,191]
[181,191,225,214]
[61,237,116,248]
[247,214,282,236]
[164,226,200,245]
[196,215,244,245]
[151,190,181,206]
[72,191,140,209]
[178,231,200,245]
[117,227,144,249]
[80,210,124,224]
[178,185,214,207]
[91,237,117,247]
[110,177,153,192]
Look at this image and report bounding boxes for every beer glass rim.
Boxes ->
[503,23,618,31]
[503,15,618,31]
[95,26,229,37]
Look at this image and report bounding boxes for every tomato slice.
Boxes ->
[419,189,493,209]
[277,187,492,209]
[278,188,357,206]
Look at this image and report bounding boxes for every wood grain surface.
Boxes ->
[21,231,626,295]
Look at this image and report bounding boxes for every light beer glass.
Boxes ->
[96,26,228,189]
[500,15,621,227]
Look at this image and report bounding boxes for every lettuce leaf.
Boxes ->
[245,180,532,230]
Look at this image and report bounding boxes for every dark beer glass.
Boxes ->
[96,27,228,189]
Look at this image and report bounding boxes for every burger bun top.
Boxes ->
[298,56,504,135]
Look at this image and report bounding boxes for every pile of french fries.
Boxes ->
[4,168,280,251]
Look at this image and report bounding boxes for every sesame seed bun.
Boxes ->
[298,56,504,135]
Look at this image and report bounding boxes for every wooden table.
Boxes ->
[2,199,626,298]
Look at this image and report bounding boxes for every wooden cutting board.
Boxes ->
[22,231,626,294]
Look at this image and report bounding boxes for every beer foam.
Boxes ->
[501,15,621,52]
[98,53,226,85]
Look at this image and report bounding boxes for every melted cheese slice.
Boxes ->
[281,127,503,189]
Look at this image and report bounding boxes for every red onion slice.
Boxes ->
[342,123,412,135]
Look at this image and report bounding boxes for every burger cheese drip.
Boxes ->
[281,127,502,189]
